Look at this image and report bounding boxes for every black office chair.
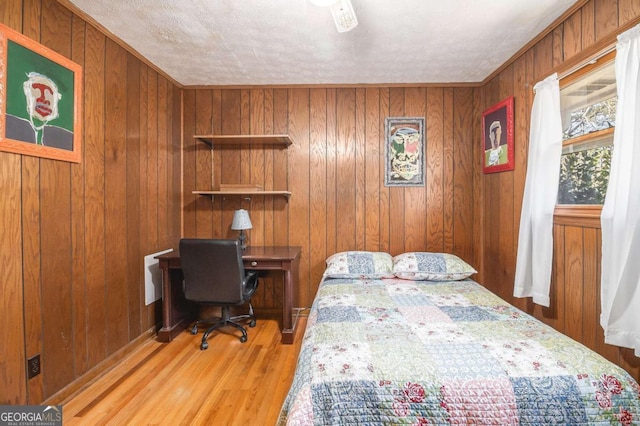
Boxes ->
[179,238,258,349]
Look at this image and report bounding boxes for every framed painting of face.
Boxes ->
[384,117,425,186]
[0,23,83,163]
[482,97,514,174]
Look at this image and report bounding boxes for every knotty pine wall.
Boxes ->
[182,87,481,313]
[0,1,181,404]
[480,0,640,380]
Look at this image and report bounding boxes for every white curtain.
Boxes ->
[600,24,640,356]
[513,74,563,307]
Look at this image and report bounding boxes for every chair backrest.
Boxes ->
[179,238,246,304]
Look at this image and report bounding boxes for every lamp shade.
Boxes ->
[231,209,253,231]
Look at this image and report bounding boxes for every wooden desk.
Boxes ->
[156,246,301,344]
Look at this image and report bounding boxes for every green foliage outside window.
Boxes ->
[558,145,612,204]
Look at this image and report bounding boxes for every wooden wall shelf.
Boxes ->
[194,134,292,147]
[193,190,291,199]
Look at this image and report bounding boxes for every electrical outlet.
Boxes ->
[27,354,41,379]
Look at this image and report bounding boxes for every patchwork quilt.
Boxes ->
[278,277,640,425]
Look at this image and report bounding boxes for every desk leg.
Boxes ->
[281,258,300,344]
[157,262,173,342]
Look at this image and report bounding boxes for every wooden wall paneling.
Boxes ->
[0,151,25,404]
[451,87,474,263]
[354,88,366,251]
[40,1,75,394]
[247,89,267,308]
[271,89,289,311]
[309,88,328,297]
[564,226,585,343]
[220,90,242,239]
[104,39,129,353]
[619,0,640,24]
[540,225,563,331]
[563,9,583,59]
[510,55,529,312]
[364,88,381,251]
[19,0,43,404]
[325,89,337,256]
[582,227,599,351]
[378,88,391,254]
[335,89,357,253]
[125,53,142,339]
[171,85,182,246]
[262,89,275,247]
[138,65,150,334]
[84,24,108,369]
[497,69,515,301]
[595,0,619,40]
[182,90,197,237]
[388,88,405,255]
[442,88,454,254]
[0,0,22,29]
[210,90,223,237]
[70,13,88,379]
[40,159,74,395]
[471,88,483,281]
[406,87,428,252]
[552,26,565,67]
[249,89,266,249]
[581,1,596,49]
[145,72,159,249]
[272,89,289,248]
[157,77,170,250]
[288,88,311,307]
[194,90,214,237]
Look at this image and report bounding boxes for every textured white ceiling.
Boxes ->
[67,0,578,86]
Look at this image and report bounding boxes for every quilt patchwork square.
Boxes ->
[511,376,588,424]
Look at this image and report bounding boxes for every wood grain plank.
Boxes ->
[452,87,474,263]
[442,88,454,254]
[325,89,337,256]
[104,39,129,354]
[406,87,428,252]
[194,90,213,237]
[594,0,619,40]
[619,0,640,25]
[582,227,598,351]
[70,13,88,379]
[288,88,311,307]
[564,226,584,342]
[0,152,26,404]
[182,89,197,237]
[425,87,443,252]
[335,89,357,253]
[581,1,596,50]
[388,87,405,255]
[563,8,583,59]
[157,76,170,250]
[378,88,391,254]
[146,72,159,248]
[309,88,328,298]
[364,88,381,251]
[83,24,107,369]
[355,88,366,251]
[125,52,142,339]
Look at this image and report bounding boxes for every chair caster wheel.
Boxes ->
[200,341,209,350]
[249,320,256,327]
[191,326,198,335]
[240,335,247,343]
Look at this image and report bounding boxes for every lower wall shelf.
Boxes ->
[193,190,291,200]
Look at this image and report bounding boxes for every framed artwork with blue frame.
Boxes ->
[0,23,83,163]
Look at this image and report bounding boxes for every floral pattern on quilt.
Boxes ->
[278,278,640,425]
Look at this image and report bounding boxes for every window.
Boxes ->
[558,52,616,207]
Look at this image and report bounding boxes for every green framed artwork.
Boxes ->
[0,23,82,163]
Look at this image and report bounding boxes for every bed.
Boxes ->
[277,251,640,425]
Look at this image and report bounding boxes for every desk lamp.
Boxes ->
[231,209,252,250]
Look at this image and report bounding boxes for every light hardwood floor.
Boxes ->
[61,317,306,425]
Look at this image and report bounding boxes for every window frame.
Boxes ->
[554,50,617,228]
